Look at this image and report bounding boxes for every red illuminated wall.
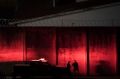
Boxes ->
[57,29,87,75]
[26,28,56,65]
[0,27,117,76]
[0,28,57,65]
[0,28,24,62]
[89,30,117,75]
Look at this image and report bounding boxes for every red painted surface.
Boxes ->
[89,31,117,75]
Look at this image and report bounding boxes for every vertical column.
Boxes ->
[23,28,27,62]
[56,28,58,65]
[86,29,90,76]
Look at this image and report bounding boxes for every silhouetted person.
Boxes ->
[66,61,71,75]
[72,60,79,75]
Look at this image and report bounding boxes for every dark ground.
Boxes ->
[3,76,120,79]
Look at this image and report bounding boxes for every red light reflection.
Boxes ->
[0,31,24,62]
[0,28,117,76]
[58,32,87,75]
[89,32,117,75]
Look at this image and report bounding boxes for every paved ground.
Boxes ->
[3,76,120,79]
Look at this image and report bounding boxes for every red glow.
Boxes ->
[0,28,117,76]
[0,32,24,62]
[58,32,87,75]
[26,48,37,61]
[89,32,117,75]
[58,48,87,75]
[26,29,56,65]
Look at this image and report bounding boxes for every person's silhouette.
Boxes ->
[66,61,71,75]
[72,60,79,74]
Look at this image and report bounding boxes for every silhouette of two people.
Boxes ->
[66,60,79,75]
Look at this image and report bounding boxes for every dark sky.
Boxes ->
[0,0,17,19]
[0,0,16,6]
[0,0,53,19]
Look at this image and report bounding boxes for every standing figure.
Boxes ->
[72,60,79,74]
[66,61,71,75]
